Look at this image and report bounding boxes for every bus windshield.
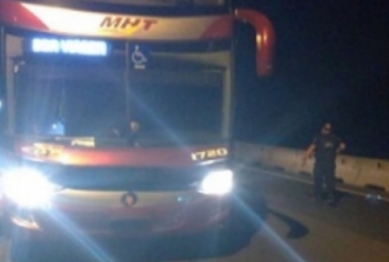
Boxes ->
[14,60,224,147]
[86,0,226,7]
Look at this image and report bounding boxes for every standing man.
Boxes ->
[303,123,346,203]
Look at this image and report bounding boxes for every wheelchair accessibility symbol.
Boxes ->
[131,45,148,69]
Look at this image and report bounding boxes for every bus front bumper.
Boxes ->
[7,190,232,242]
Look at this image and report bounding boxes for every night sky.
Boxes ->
[233,0,389,158]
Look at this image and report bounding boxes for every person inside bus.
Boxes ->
[111,118,141,147]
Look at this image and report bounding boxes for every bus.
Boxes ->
[0,0,275,260]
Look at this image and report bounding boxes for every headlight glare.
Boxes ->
[2,168,59,208]
[200,169,233,195]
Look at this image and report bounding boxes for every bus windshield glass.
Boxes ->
[68,0,226,7]
[14,60,224,147]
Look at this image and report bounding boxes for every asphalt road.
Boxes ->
[1,169,389,262]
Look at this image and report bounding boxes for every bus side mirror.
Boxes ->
[235,9,275,76]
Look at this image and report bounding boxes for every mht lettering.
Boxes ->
[100,17,157,31]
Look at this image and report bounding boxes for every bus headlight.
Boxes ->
[200,169,233,195]
[2,168,60,208]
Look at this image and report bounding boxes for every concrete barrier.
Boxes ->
[236,143,389,192]
[354,158,389,191]
[335,156,361,185]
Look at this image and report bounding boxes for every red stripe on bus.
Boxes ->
[0,0,47,30]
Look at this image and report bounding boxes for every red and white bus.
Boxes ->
[0,0,274,260]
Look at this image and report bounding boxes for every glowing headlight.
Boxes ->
[2,168,60,208]
[200,169,233,195]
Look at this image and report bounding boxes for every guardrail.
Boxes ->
[235,143,389,193]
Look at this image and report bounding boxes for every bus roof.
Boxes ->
[0,0,232,40]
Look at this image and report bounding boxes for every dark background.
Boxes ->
[233,0,389,158]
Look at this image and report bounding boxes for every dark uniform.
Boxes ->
[312,133,342,200]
